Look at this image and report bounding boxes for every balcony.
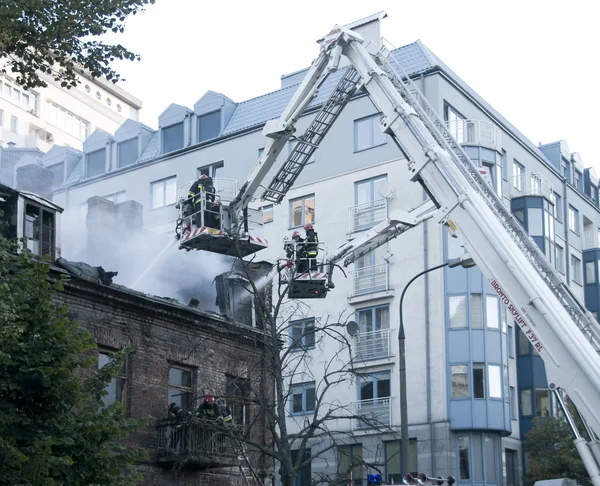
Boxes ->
[446,119,502,152]
[352,397,392,430]
[583,230,600,250]
[353,328,393,362]
[349,199,387,233]
[510,173,553,201]
[350,263,390,297]
[155,419,245,468]
[214,178,238,203]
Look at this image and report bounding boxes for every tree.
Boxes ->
[0,231,148,485]
[0,0,155,90]
[525,415,590,486]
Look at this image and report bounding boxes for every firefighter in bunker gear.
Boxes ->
[187,175,220,228]
[197,393,223,421]
[303,223,318,271]
[167,402,185,450]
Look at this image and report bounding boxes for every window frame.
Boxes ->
[23,202,56,258]
[289,318,316,351]
[289,194,315,229]
[161,121,185,154]
[289,381,316,416]
[117,137,139,169]
[568,205,579,234]
[353,113,387,152]
[150,175,177,209]
[168,365,193,413]
[197,110,221,143]
[473,363,486,399]
[98,348,128,409]
[443,102,466,144]
[450,364,469,398]
[512,160,524,191]
[197,161,224,179]
[448,294,468,328]
[571,254,582,285]
[104,191,127,204]
[261,204,274,224]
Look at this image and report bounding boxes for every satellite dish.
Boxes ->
[378,182,395,199]
[346,321,359,336]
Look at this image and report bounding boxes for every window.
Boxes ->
[48,163,64,189]
[485,296,499,330]
[488,365,502,399]
[358,371,391,403]
[356,305,390,360]
[473,363,486,398]
[385,440,418,482]
[162,122,184,153]
[10,115,18,133]
[568,205,579,233]
[451,365,469,398]
[338,444,363,485]
[571,254,582,285]
[104,191,127,204]
[506,449,519,486]
[512,160,524,191]
[444,104,465,143]
[470,293,483,328]
[151,176,177,209]
[289,382,315,415]
[46,101,88,139]
[289,139,315,164]
[290,318,315,350]
[574,170,583,192]
[508,326,515,358]
[552,192,562,221]
[290,194,315,228]
[485,436,497,482]
[168,366,192,413]
[510,387,517,419]
[98,350,127,407]
[353,175,388,230]
[473,435,483,482]
[117,138,138,168]
[1,75,39,112]
[262,204,273,224]
[354,113,387,152]
[504,366,509,402]
[536,388,551,417]
[258,147,264,158]
[518,328,530,355]
[458,436,470,480]
[86,149,106,178]
[0,109,3,126]
[521,389,532,416]
[198,110,221,142]
[198,161,224,178]
[586,261,597,285]
[24,203,55,258]
[555,245,564,273]
[291,448,312,486]
[449,295,467,328]
[226,375,250,425]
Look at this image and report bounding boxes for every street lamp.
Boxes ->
[398,254,476,476]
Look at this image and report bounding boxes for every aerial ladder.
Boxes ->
[266,24,600,483]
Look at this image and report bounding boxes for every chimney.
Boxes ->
[115,200,143,232]
[16,164,54,200]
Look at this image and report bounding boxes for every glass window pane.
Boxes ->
[511,387,517,419]
[488,365,502,398]
[165,177,177,205]
[535,389,550,417]
[262,205,273,224]
[504,366,509,402]
[198,110,221,142]
[304,321,315,348]
[377,373,391,398]
[291,199,303,227]
[292,389,303,413]
[449,296,467,328]
[518,328,530,355]
[162,122,184,153]
[372,116,386,146]
[118,138,138,168]
[305,386,315,412]
[87,149,105,178]
[360,376,374,401]
[486,296,499,329]
[458,436,470,480]
[470,294,482,328]
[451,365,469,398]
[528,208,543,236]
[355,118,370,151]
[473,435,483,482]
[152,181,165,208]
[355,180,371,205]
[304,196,315,224]
[586,261,596,285]
[473,364,486,398]
[485,436,497,481]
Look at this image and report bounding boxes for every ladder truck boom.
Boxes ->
[276,24,600,481]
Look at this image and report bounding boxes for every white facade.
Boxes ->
[0,65,142,152]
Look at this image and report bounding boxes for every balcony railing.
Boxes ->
[155,418,244,468]
[351,263,390,297]
[353,328,393,362]
[583,230,600,250]
[510,173,553,200]
[352,397,392,430]
[214,178,238,203]
[445,119,502,152]
[349,199,387,233]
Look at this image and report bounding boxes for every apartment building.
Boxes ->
[44,13,600,486]
[0,64,142,155]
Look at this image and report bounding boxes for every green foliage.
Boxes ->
[525,416,590,486]
[0,233,148,485]
[0,0,156,90]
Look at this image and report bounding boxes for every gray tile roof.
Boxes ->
[139,131,160,162]
[64,159,83,186]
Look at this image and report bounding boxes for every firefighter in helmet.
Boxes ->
[188,174,219,228]
[303,223,318,271]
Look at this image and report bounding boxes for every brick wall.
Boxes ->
[52,269,272,485]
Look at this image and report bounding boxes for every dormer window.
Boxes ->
[162,122,184,153]
[86,149,106,178]
[117,138,138,168]
[24,203,55,258]
[47,163,64,189]
[198,111,220,143]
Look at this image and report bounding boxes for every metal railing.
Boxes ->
[583,230,600,250]
[353,328,393,361]
[349,199,387,233]
[155,419,244,466]
[214,178,238,203]
[510,173,553,200]
[350,263,390,296]
[445,119,502,152]
[352,397,392,430]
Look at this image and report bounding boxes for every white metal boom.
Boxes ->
[261,24,600,482]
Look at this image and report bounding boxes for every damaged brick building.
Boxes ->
[1,172,274,485]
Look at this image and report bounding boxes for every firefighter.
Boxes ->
[188,175,219,228]
[303,223,319,271]
[217,397,233,424]
[197,393,223,421]
[167,402,185,451]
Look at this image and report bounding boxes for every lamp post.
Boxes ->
[398,255,476,476]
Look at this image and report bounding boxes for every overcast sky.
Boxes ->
[105,0,599,170]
